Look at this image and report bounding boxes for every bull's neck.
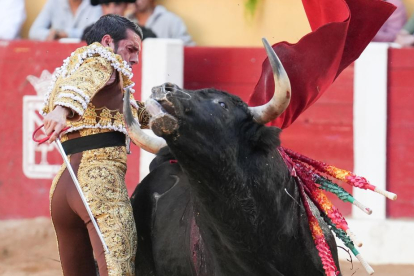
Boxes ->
[172,146,302,271]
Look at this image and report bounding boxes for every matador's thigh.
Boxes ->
[50,146,137,276]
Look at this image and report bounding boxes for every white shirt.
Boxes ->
[0,0,26,40]
[130,5,195,46]
[29,0,102,41]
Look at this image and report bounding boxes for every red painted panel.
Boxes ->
[0,41,142,219]
[388,48,414,68]
[387,49,414,218]
[184,47,266,101]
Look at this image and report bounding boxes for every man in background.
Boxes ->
[82,0,156,40]
[128,0,195,45]
[0,0,26,40]
[29,0,101,41]
[371,0,407,42]
[395,11,414,47]
[91,0,134,15]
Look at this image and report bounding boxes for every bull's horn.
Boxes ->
[123,88,167,154]
[248,38,291,124]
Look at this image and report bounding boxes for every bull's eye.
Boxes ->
[219,102,228,109]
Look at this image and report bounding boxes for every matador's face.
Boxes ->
[115,28,142,67]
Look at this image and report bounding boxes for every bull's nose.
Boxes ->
[151,84,168,101]
[163,83,191,100]
[163,82,179,93]
[151,83,190,101]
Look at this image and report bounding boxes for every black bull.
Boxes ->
[129,84,341,276]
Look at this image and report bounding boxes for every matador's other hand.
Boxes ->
[44,106,71,144]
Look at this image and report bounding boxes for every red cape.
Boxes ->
[248,0,396,129]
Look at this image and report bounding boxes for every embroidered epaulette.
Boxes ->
[41,42,135,116]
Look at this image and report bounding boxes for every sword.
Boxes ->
[33,125,110,254]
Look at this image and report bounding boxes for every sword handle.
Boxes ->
[32,124,70,145]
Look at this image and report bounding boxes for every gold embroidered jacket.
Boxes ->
[41,42,149,139]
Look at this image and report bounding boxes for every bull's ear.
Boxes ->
[249,125,281,152]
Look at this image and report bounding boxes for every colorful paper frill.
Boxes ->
[278,146,396,275]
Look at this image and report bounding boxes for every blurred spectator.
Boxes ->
[29,0,102,41]
[372,0,406,42]
[127,0,195,45]
[82,0,156,40]
[91,0,134,15]
[395,13,414,47]
[0,0,26,40]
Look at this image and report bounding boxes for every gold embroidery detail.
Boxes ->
[54,97,83,114]
[78,128,112,137]
[83,104,98,125]
[78,146,136,275]
[48,56,113,115]
[43,42,134,116]
[113,112,124,128]
[99,108,112,127]
[60,101,143,142]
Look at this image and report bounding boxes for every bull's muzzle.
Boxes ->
[151,82,191,101]
[151,83,171,101]
[146,98,178,137]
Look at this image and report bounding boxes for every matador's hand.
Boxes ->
[43,106,71,143]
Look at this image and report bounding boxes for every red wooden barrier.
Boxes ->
[387,48,414,218]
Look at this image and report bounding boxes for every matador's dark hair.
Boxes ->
[84,14,143,46]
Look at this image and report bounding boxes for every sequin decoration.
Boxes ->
[79,146,136,275]
[42,42,135,116]
[59,102,145,142]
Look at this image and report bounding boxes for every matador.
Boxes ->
[41,14,149,276]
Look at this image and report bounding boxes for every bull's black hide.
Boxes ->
[131,84,340,275]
